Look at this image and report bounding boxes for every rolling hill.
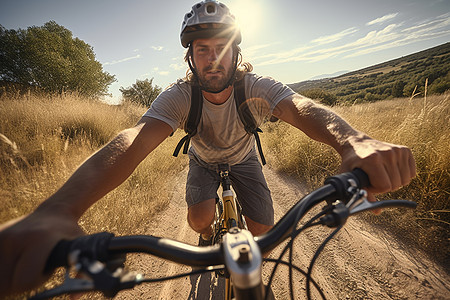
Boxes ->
[288,42,450,104]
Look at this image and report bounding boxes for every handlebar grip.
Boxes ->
[44,239,72,273]
[351,168,370,188]
[44,232,115,274]
[323,168,371,203]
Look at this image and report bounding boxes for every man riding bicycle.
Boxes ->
[0,0,416,297]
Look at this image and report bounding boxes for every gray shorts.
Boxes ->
[185,154,274,226]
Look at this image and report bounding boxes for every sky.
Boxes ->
[1,0,449,104]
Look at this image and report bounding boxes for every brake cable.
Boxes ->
[305,225,343,300]
[264,208,327,300]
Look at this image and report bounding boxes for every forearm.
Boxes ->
[274,95,367,155]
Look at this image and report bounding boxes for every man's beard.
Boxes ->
[197,64,233,93]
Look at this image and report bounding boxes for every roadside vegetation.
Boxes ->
[1,91,448,270]
[0,94,188,236]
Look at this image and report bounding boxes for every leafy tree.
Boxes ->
[120,78,162,107]
[0,21,115,97]
[429,75,450,94]
[300,88,337,106]
[392,80,406,97]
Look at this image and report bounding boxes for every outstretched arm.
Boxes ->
[273,94,416,196]
[0,117,172,297]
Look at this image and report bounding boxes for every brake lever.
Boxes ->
[29,269,95,300]
[348,190,417,215]
[321,188,417,228]
[30,251,145,300]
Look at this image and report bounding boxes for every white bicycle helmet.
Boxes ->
[180,0,241,48]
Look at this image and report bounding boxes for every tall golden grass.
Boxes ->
[0,94,188,236]
[0,91,448,273]
[262,92,450,266]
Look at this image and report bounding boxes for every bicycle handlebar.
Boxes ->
[40,169,417,299]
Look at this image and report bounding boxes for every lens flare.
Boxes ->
[228,0,263,41]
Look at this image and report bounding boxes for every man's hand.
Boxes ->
[340,135,416,212]
[0,209,84,298]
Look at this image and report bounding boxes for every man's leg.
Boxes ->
[187,198,215,235]
[185,156,220,241]
[230,156,275,231]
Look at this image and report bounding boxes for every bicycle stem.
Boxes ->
[223,228,266,299]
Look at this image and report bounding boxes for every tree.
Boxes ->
[0,21,115,97]
[429,76,450,94]
[392,80,406,98]
[300,88,337,106]
[120,78,162,107]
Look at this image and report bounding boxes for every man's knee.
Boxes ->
[187,199,215,233]
[245,216,273,236]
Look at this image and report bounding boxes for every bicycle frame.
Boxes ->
[213,164,247,236]
[212,164,258,300]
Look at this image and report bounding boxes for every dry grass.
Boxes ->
[0,94,188,235]
[262,92,450,267]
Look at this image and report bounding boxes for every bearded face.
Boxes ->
[191,38,235,93]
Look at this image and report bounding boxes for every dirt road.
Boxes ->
[116,167,449,299]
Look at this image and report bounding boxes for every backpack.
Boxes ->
[172,78,266,165]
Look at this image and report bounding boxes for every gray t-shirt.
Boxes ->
[143,73,295,165]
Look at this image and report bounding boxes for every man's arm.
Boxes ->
[273,94,416,195]
[0,117,173,297]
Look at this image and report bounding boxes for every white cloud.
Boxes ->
[311,27,358,45]
[243,43,275,54]
[149,67,171,76]
[353,24,400,46]
[402,12,450,33]
[252,23,401,66]
[346,14,450,58]
[151,46,164,51]
[247,12,449,68]
[366,13,398,26]
[250,45,313,66]
[104,54,141,65]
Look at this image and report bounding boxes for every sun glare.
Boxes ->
[228,0,263,41]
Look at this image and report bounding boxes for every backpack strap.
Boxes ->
[173,84,202,157]
[234,78,266,165]
[173,79,267,166]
